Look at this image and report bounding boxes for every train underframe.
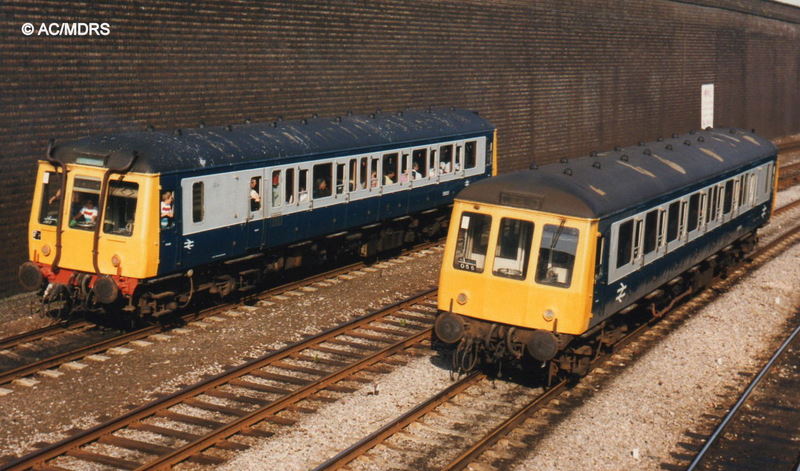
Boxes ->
[22,208,451,322]
[434,230,758,382]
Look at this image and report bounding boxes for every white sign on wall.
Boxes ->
[701,83,714,129]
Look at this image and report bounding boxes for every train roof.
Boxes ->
[458,128,777,219]
[51,108,493,174]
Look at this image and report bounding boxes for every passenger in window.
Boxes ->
[71,199,98,228]
[160,191,174,228]
[411,162,422,180]
[272,173,281,206]
[313,178,330,198]
[249,178,261,211]
[48,188,62,206]
[370,171,379,188]
[384,170,397,185]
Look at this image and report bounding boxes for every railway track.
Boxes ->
[0,289,439,470]
[673,312,800,471]
[0,243,441,391]
[314,215,800,471]
[778,161,800,190]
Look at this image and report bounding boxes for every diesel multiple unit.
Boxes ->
[434,129,777,375]
[19,109,495,318]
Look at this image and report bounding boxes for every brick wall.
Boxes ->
[1,0,799,296]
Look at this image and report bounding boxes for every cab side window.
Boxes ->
[453,212,491,273]
[536,224,579,288]
[39,171,63,226]
[492,218,534,280]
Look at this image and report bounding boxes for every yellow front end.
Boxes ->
[438,199,598,336]
[28,161,161,280]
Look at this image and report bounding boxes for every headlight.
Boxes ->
[543,309,555,321]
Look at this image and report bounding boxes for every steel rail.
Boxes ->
[2,288,437,471]
[0,320,91,351]
[312,371,485,471]
[686,313,800,471]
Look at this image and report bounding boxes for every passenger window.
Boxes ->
[667,201,680,242]
[465,141,477,169]
[192,181,203,223]
[39,171,63,226]
[707,186,720,223]
[492,218,534,280]
[688,193,700,231]
[370,157,380,188]
[455,145,463,172]
[722,180,733,214]
[336,163,346,195]
[616,220,633,268]
[382,153,398,185]
[536,223,579,288]
[160,190,174,229]
[313,163,332,199]
[453,212,491,273]
[271,171,282,208]
[643,210,658,254]
[400,153,410,183]
[359,157,368,190]
[349,159,359,191]
[70,177,101,231]
[249,176,262,212]
[298,169,309,202]
[430,149,438,176]
[439,144,453,174]
[285,169,295,204]
[632,219,643,259]
[412,149,428,180]
[104,180,138,236]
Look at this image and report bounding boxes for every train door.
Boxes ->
[242,169,266,249]
[158,184,181,272]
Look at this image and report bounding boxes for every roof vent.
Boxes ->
[705,126,712,131]
[427,106,433,113]
[684,140,692,146]
[396,111,403,117]
[657,137,663,142]
[302,118,308,125]
[312,113,318,118]
[689,130,696,135]
[146,124,154,131]
[226,125,233,132]
[563,168,573,176]
[244,118,251,124]
[347,110,353,116]
[272,121,278,128]
[638,141,645,146]
[559,158,568,164]
[729,129,736,134]
[174,128,182,136]
[666,144,673,150]
[369,113,376,119]
[643,148,652,155]
[590,150,598,157]
[336,116,342,123]
[198,121,205,128]
[529,162,538,170]
[614,146,622,151]
[592,161,601,169]
[697,136,705,142]
[672,133,679,138]
[620,154,629,162]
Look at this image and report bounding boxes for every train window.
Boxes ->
[465,141,477,169]
[492,218,534,280]
[370,157,380,188]
[359,157,369,190]
[430,149,438,176]
[103,180,138,237]
[285,169,295,204]
[271,171,282,208]
[313,163,332,199]
[192,181,204,223]
[70,177,101,231]
[687,194,699,232]
[298,169,309,202]
[667,201,680,242]
[453,212,491,273]
[336,163,346,195]
[455,145,463,172]
[39,171,63,226]
[160,190,174,229]
[536,223,579,288]
[400,153,410,183]
[643,210,658,254]
[412,149,428,180]
[249,177,262,212]
[722,180,733,214]
[439,145,453,174]
[616,220,633,268]
[349,159,359,191]
[382,153,398,185]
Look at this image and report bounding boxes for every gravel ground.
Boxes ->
[510,233,800,470]
[0,249,443,459]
